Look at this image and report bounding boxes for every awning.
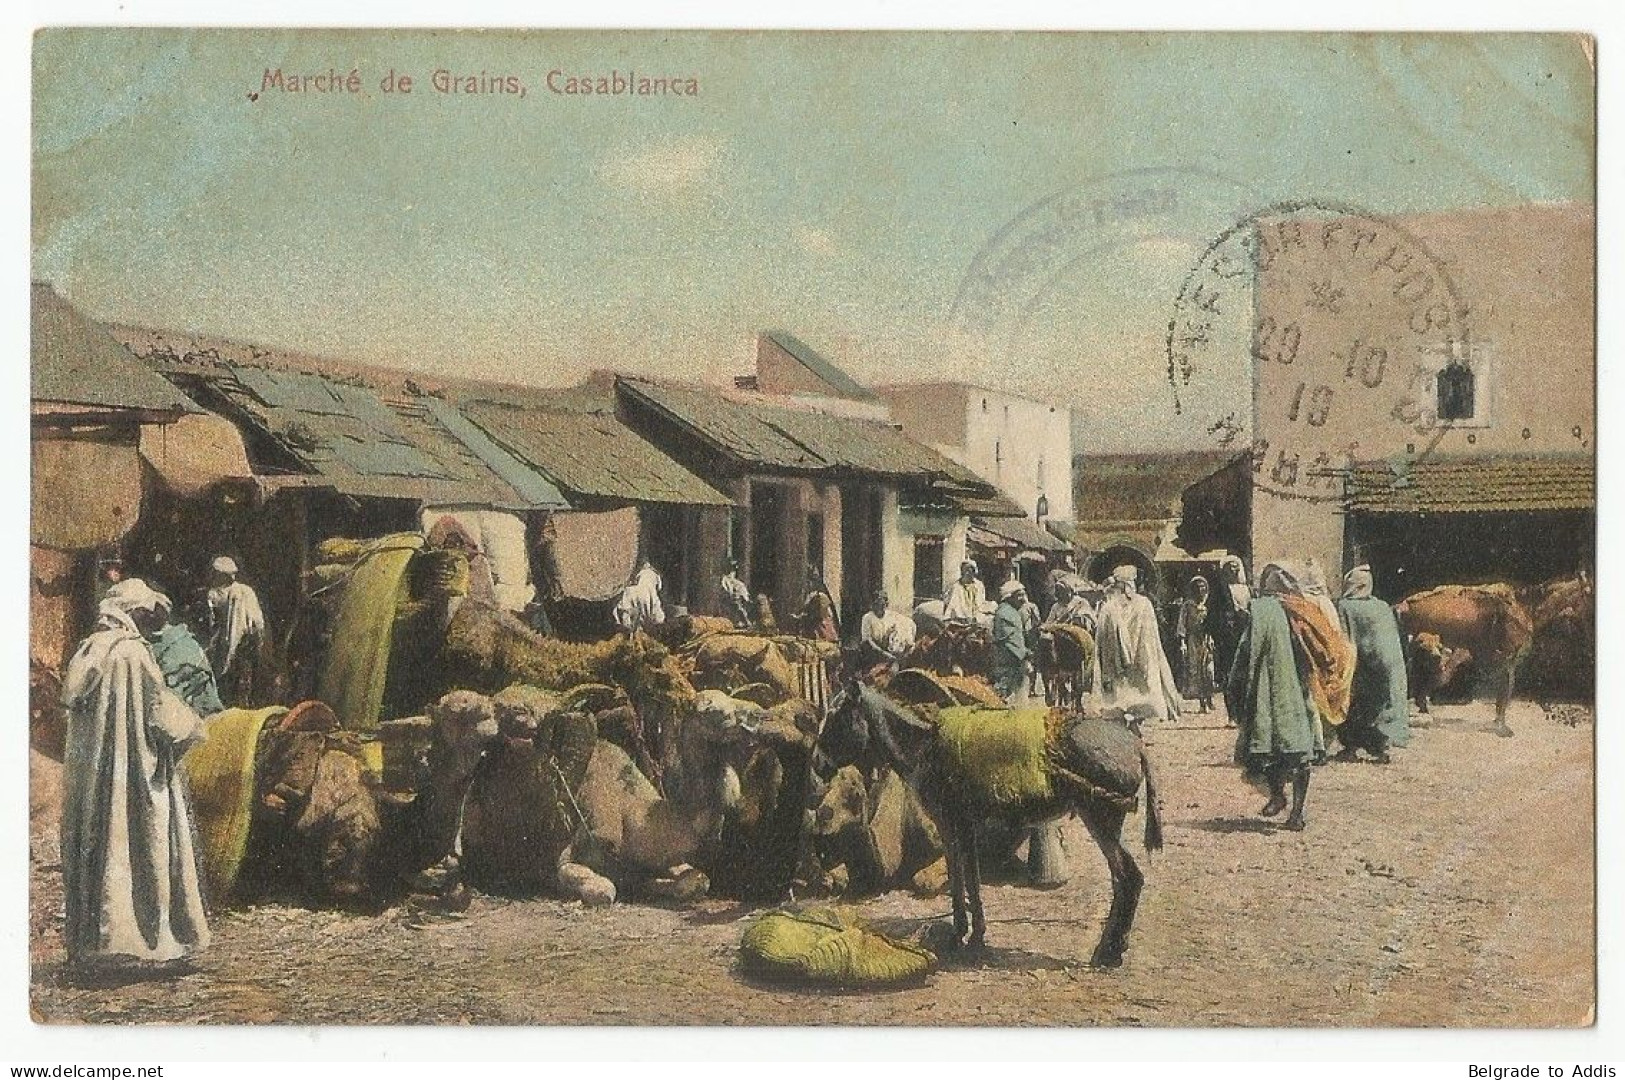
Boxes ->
[138,413,256,498]
[1347,457,1595,514]
[969,514,1070,553]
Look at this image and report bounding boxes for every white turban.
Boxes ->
[98,577,172,632]
[1111,565,1138,584]
[211,556,240,575]
[999,579,1025,600]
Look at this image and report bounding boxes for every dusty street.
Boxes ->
[29,698,1593,1028]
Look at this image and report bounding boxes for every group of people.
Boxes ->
[1224,559,1411,830]
[58,554,270,976]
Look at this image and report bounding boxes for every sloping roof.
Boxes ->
[970,514,1070,553]
[460,400,734,507]
[765,331,879,402]
[32,284,200,417]
[1075,450,1240,526]
[161,363,555,507]
[1347,456,1595,514]
[619,377,991,488]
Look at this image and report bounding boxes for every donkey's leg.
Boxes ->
[962,817,986,948]
[945,828,969,947]
[1080,801,1141,968]
[1492,663,1516,737]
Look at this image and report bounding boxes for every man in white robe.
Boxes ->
[614,562,666,634]
[1093,564,1183,722]
[61,578,210,970]
[206,555,267,707]
[942,560,987,624]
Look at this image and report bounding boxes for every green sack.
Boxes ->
[740,906,936,988]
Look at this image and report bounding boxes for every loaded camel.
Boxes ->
[813,680,1163,968]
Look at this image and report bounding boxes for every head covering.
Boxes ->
[98,577,172,633]
[1301,558,1332,598]
[1188,575,1210,598]
[1053,578,1074,597]
[1258,562,1303,597]
[1343,564,1375,600]
[211,556,239,576]
[960,560,979,575]
[1111,565,1138,585]
[1219,554,1246,582]
[999,580,1025,601]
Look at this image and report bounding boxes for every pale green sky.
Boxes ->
[32,30,1593,449]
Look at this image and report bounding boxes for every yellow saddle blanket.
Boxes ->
[935,706,1052,806]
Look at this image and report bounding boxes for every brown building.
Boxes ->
[1185,202,1594,597]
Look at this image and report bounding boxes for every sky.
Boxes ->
[31,30,1594,450]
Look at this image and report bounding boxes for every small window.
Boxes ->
[1437,362,1475,421]
[994,440,1002,466]
[913,535,945,601]
[981,398,988,411]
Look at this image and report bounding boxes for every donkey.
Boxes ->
[813,680,1163,968]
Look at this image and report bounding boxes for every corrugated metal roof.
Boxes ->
[1347,456,1595,514]
[32,284,200,416]
[422,397,569,509]
[166,364,553,508]
[461,400,735,507]
[619,377,991,487]
[765,331,880,402]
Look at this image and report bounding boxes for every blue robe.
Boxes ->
[1336,596,1411,748]
[151,621,225,717]
[991,600,1029,700]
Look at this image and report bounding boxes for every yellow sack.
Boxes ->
[182,706,286,901]
[740,907,936,988]
[935,706,1052,807]
[316,533,424,730]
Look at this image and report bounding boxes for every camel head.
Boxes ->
[812,765,869,836]
[674,689,765,816]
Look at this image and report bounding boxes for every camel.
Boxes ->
[426,685,768,906]
[813,681,1163,968]
[812,765,946,898]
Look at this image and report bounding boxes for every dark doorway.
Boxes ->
[840,484,884,634]
[749,483,786,603]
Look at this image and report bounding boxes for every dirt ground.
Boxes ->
[29,698,1594,1028]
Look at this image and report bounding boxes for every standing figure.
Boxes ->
[798,564,840,643]
[613,561,666,635]
[1176,576,1218,714]
[1208,554,1252,724]
[1334,564,1411,763]
[1094,565,1182,721]
[1229,563,1354,829]
[719,559,753,629]
[61,579,210,971]
[942,560,987,624]
[990,580,1030,702]
[205,556,267,708]
[1020,586,1044,698]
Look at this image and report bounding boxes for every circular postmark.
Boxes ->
[948,166,1259,419]
[1168,200,1475,505]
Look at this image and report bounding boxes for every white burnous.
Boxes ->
[61,578,211,968]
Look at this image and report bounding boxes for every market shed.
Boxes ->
[616,376,1001,629]
[30,283,210,676]
[455,398,735,612]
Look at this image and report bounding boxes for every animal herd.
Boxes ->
[28,560,1591,971]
